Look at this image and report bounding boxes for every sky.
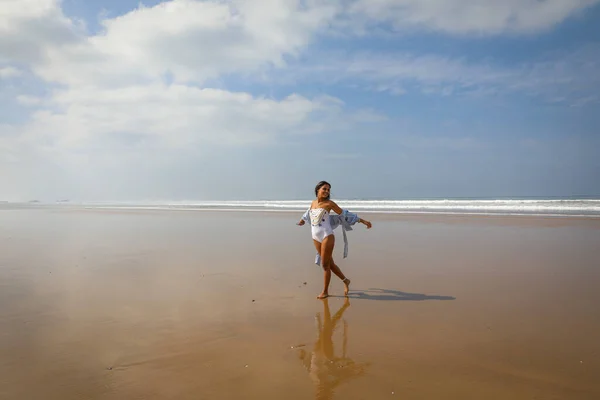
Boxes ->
[1,0,599,201]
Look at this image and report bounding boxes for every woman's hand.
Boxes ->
[360,219,372,229]
[297,220,305,226]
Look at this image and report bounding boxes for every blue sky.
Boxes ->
[1,0,599,201]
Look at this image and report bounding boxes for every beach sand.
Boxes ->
[1,208,599,399]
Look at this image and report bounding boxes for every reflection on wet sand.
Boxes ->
[297,298,370,400]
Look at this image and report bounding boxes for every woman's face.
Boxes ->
[317,184,330,200]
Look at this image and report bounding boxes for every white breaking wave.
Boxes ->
[31,198,600,217]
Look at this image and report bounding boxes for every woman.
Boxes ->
[297,181,372,299]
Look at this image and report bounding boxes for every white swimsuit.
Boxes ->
[309,208,334,243]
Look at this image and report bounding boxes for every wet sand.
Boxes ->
[1,208,599,399]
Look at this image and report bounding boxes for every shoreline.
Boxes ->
[2,197,600,220]
[3,205,600,229]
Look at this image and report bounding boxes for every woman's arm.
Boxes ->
[328,200,345,215]
[359,217,372,229]
[297,201,314,225]
[328,201,372,229]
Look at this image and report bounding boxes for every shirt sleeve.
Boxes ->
[342,209,360,225]
[301,208,310,222]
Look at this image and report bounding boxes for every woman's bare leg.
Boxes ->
[313,237,351,298]
[317,235,336,299]
[330,261,351,295]
[314,241,345,280]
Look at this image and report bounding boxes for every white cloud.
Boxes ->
[20,85,347,151]
[1,83,355,199]
[322,153,363,159]
[34,0,338,86]
[276,51,515,93]
[0,0,362,154]
[283,44,600,105]
[342,53,512,87]
[16,95,42,106]
[0,66,22,78]
[0,124,25,164]
[6,0,595,89]
[0,0,370,170]
[506,44,600,103]
[0,0,81,64]
[346,0,600,35]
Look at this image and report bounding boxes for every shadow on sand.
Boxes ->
[342,288,456,301]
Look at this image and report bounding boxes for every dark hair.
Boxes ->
[314,180,331,199]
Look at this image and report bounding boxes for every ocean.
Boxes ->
[4,198,600,217]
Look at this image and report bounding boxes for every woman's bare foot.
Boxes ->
[317,292,329,299]
[343,278,351,296]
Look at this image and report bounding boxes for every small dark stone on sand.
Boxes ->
[107,367,113,370]
[252,300,255,302]
[303,282,307,285]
